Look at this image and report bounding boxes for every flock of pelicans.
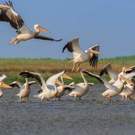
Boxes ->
[0,1,135,103]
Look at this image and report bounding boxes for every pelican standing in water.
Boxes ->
[62,38,100,72]
[83,70,128,101]
[20,71,72,102]
[68,71,94,100]
[100,64,135,100]
[10,79,36,102]
[0,1,62,45]
[53,74,74,100]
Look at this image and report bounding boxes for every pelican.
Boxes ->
[0,74,12,97]
[62,38,100,72]
[100,64,135,84]
[128,80,135,100]
[100,63,118,84]
[119,79,135,101]
[19,71,72,102]
[0,1,62,45]
[54,75,74,100]
[100,64,135,100]
[83,70,128,101]
[68,71,94,100]
[9,79,36,102]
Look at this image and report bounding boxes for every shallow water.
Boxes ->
[1,84,135,135]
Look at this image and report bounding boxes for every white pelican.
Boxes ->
[100,63,118,84]
[19,71,72,102]
[100,64,135,100]
[54,75,74,100]
[119,79,135,101]
[100,64,135,84]
[62,38,100,72]
[0,74,12,97]
[0,1,62,45]
[68,72,93,100]
[128,80,135,100]
[83,70,127,101]
[9,79,36,102]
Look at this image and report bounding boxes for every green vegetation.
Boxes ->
[0,55,134,83]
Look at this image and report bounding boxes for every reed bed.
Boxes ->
[0,56,134,83]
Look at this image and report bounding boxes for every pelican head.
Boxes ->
[0,81,12,89]
[88,48,100,55]
[34,24,48,33]
[62,74,73,80]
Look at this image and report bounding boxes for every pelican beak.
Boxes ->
[0,82,12,89]
[90,49,100,55]
[63,74,73,80]
[39,26,48,32]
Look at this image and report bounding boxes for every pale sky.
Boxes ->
[0,0,135,59]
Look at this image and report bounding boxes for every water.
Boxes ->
[0,84,135,135]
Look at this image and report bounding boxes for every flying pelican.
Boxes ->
[9,79,36,102]
[62,38,100,72]
[19,71,72,102]
[0,74,12,97]
[83,70,128,101]
[68,71,94,100]
[0,1,62,44]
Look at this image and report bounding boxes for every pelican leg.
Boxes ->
[78,97,82,100]
[121,95,125,101]
[20,97,28,103]
[106,96,112,103]
[72,63,76,72]
[76,63,81,72]
[10,37,20,45]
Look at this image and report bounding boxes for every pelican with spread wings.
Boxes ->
[0,1,62,44]
[62,38,100,72]
[19,71,73,102]
[100,64,135,100]
[9,79,36,102]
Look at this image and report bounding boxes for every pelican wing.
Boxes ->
[62,38,82,54]
[34,35,62,42]
[89,44,100,52]
[82,70,116,89]
[17,25,32,34]
[0,1,24,29]
[100,63,112,76]
[9,81,21,88]
[46,71,65,86]
[89,54,98,67]
[125,66,135,74]
[124,72,135,80]
[20,71,43,86]
[89,45,100,67]
[28,81,36,86]
[100,63,118,81]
